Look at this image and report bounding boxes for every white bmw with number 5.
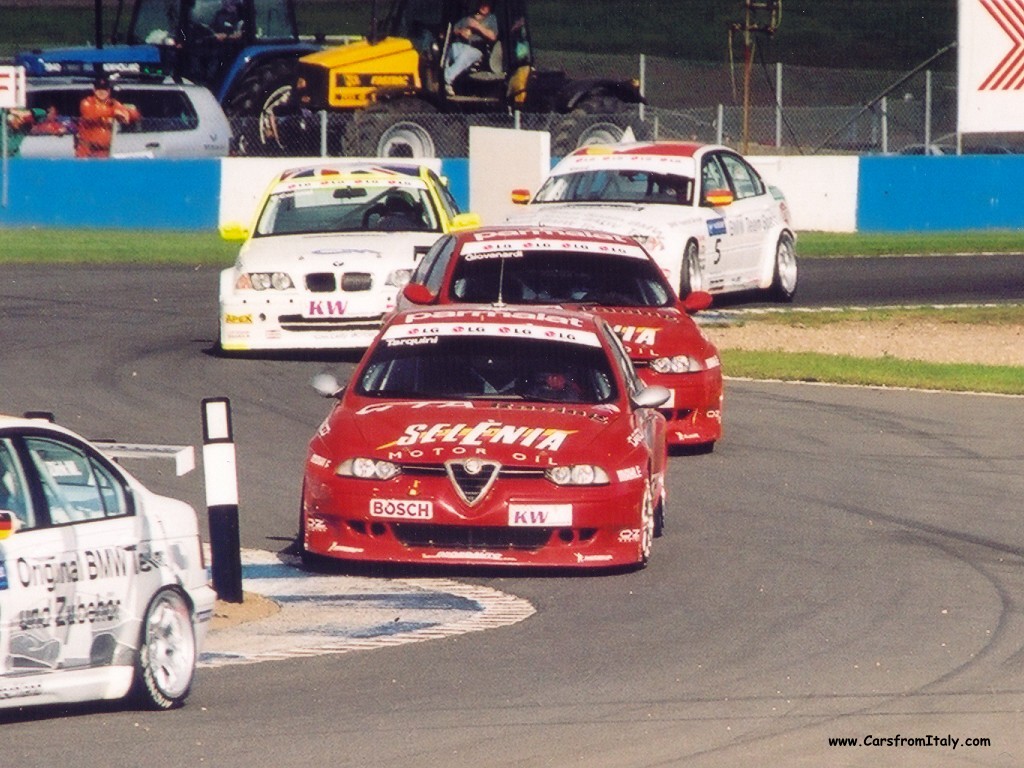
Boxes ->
[0,414,215,713]
[507,141,798,303]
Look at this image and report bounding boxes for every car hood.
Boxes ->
[506,203,703,240]
[570,305,717,361]
[314,398,629,466]
[238,232,437,270]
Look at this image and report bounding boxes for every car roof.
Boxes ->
[0,413,74,436]
[28,75,199,91]
[452,226,652,260]
[553,141,728,176]
[269,162,434,191]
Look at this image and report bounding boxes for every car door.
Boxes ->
[20,436,139,679]
[717,151,774,280]
[698,151,748,289]
[0,436,74,695]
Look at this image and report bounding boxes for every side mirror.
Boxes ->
[702,188,734,208]
[632,385,671,410]
[402,282,436,305]
[219,222,250,242]
[510,188,532,205]
[450,212,481,231]
[312,373,344,398]
[681,290,713,314]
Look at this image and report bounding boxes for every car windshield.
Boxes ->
[254,183,440,236]
[448,250,673,306]
[534,170,694,205]
[357,334,618,404]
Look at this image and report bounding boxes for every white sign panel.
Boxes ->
[0,66,27,109]
[958,0,1024,132]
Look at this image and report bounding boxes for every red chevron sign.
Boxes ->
[978,0,1024,89]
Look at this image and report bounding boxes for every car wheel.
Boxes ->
[343,99,466,158]
[638,482,655,566]
[551,95,651,156]
[226,59,310,156]
[679,239,703,296]
[133,588,197,710]
[769,232,797,302]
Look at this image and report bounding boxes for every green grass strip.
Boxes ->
[722,349,1024,395]
[798,230,1024,258]
[0,229,238,265]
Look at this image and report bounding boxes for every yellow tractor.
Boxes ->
[293,0,647,157]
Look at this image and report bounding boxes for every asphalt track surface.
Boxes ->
[2,256,1023,766]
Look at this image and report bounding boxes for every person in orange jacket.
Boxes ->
[75,75,141,158]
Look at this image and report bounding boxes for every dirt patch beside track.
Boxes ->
[705,319,1024,367]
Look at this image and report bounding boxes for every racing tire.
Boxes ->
[679,239,704,297]
[226,59,310,156]
[653,494,666,539]
[551,95,651,157]
[132,588,197,710]
[637,482,655,568]
[768,232,798,302]
[343,99,467,158]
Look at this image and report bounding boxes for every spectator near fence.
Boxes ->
[76,75,141,158]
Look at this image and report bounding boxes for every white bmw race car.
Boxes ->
[218,161,480,352]
[507,141,798,302]
[0,414,215,712]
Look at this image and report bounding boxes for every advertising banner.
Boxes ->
[958,0,1024,132]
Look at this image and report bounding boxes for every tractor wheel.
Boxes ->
[226,59,310,156]
[343,99,466,158]
[551,95,651,156]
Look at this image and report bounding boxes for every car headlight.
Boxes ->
[335,457,401,480]
[651,355,703,373]
[386,269,413,288]
[545,465,609,486]
[236,272,294,291]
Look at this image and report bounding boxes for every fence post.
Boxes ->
[881,96,889,154]
[775,62,783,148]
[924,69,932,151]
[639,54,646,123]
[320,110,328,157]
[202,397,243,604]
[716,104,724,145]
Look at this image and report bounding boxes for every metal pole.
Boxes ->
[320,109,328,157]
[202,397,243,603]
[775,61,782,148]
[717,103,724,145]
[639,54,646,123]
[2,109,9,208]
[881,95,888,155]
[924,69,932,150]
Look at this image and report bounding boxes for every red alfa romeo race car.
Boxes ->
[396,227,723,449]
[301,305,670,570]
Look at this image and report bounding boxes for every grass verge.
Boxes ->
[721,350,1024,395]
[2,229,1023,265]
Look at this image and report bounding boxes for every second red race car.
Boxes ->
[396,227,724,450]
[301,305,670,570]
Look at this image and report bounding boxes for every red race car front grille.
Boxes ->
[392,523,554,550]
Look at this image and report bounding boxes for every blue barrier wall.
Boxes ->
[0,158,470,230]
[0,159,221,229]
[2,155,1023,232]
[858,155,1024,232]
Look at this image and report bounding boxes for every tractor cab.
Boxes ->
[125,0,300,91]
[375,0,534,105]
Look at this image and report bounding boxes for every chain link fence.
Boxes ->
[227,51,963,158]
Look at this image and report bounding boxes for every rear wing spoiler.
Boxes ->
[93,442,196,476]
